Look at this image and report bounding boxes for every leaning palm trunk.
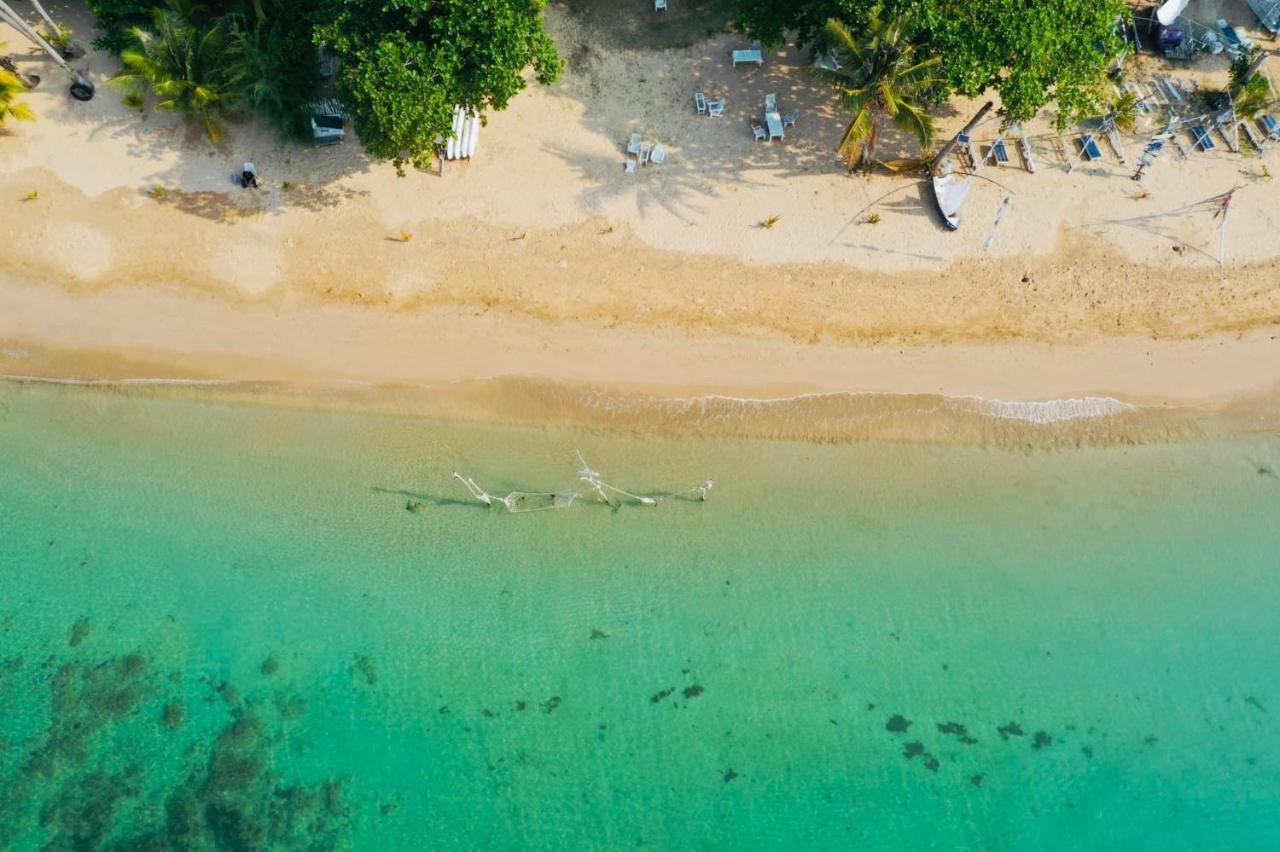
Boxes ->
[0,0,92,98]
[27,0,83,58]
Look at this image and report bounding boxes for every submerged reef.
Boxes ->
[0,624,361,849]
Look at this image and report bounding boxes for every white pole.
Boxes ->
[27,0,57,31]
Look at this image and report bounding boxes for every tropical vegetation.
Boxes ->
[733,0,1129,126]
[1230,47,1274,120]
[86,0,561,168]
[812,9,939,170]
[0,66,35,125]
[110,5,241,143]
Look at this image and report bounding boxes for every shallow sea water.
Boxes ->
[2,381,1278,850]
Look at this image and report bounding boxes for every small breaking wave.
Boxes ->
[952,396,1138,424]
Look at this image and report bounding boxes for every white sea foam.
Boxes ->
[580,388,1138,425]
[955,396,1138,424]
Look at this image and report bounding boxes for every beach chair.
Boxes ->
[1015,124,1037,173]
[1189,124,1215,151]
[782,108,799,127]
[1105,125,1126,163]
[991,139,1009,166]
[655,0,667,10]
[694,92,707,115]
[1215,115,1240,153]
[957,132,980,170]
[765,93,777,113]
[732,48,763,67]
[707,98,725,117]
[1262,115,1280,141]
[650,144,666,165]
[752,124,766,142]
[1079,134,1103,161]
[639,142,653,165]
[627,132,642,155]
[624,159,637,175]
[1241,118,1267,151]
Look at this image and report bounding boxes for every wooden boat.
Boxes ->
[930,164,973,231]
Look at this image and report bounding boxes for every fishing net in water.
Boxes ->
[499,491,577,513]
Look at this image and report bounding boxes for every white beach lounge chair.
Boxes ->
[627,132,642,155]
[694,92,707,115]
[752,124,766,142]
[650,144,666,165]
[708,98,725,118]
[782,108,799,127]
[624,159,637,175]
[639,141,653,165]
[655,0,667,10]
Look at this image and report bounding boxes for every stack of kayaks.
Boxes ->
[443,106,481,160]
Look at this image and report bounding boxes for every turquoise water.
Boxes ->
[2,381,1279,850]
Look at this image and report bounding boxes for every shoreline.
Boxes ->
[3,5,1279,447]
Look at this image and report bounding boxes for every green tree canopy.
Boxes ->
[733,0,1128,125]
[316,0,563,174]
[89,0,563,171]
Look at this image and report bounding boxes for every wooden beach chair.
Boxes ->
[1079,134,1103,161]
[957,132,980,171]
[1240,118,1267,151]
[1015,124,1037,173]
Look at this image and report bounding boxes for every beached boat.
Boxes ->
[930,163,973,231]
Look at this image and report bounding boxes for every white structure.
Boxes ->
[442,107,481,160]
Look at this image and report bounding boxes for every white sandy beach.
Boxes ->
[2,1,1279,437]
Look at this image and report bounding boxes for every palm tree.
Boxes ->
[811,7,940,171]
[110,5,240,144]
[0,66,35,125]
